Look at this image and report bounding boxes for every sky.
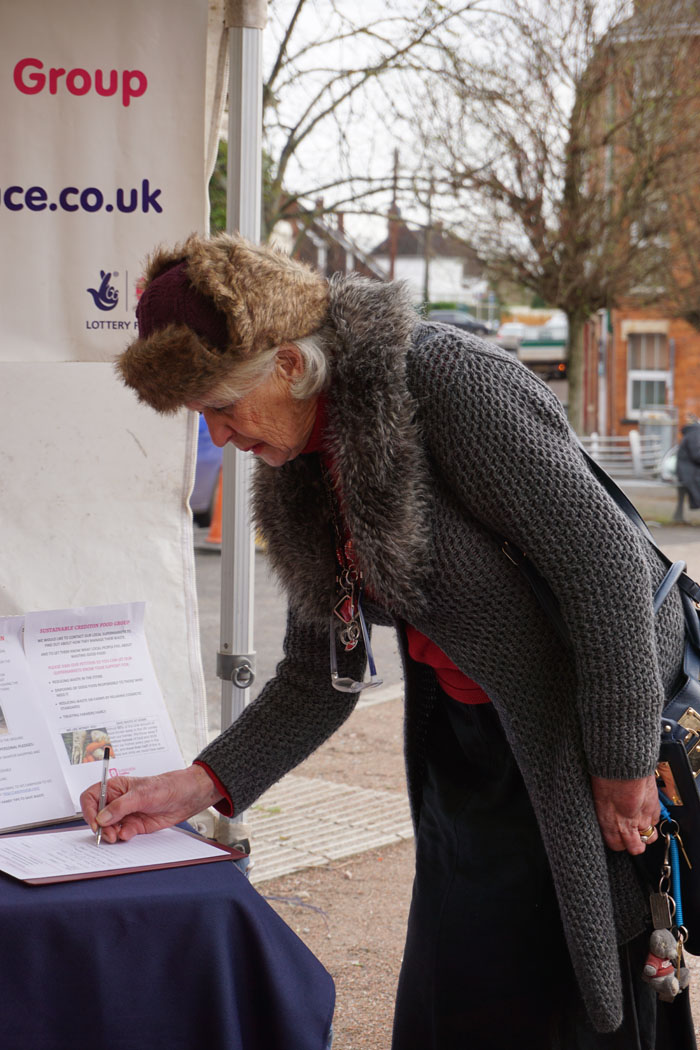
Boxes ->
[259,0,633,251]
[260,0,475,249]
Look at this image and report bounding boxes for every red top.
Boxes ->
[405,627,490,704]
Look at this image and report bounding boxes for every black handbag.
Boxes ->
[503,449,700,951]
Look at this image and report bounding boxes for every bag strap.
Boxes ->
[502,443,700,647]
[578,447,700,604]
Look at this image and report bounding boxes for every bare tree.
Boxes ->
[260,0,482,241]
[417,0,700,432]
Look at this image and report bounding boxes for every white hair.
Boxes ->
[290,333,331,399]
[204,332,329,405]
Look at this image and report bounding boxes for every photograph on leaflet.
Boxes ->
[0,601,184,833]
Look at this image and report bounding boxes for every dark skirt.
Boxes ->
[391,690,696,1050]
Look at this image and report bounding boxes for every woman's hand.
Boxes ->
[80,766,223,844]
[590,773,659,854]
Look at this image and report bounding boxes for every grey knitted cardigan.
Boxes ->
[198,275,685,1033]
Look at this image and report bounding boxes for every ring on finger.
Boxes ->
[639,825,656,841]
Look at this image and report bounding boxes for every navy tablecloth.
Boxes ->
[0,838,334,1050]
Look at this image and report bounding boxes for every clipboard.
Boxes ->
[0,824,246,885]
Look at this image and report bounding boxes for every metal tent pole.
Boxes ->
[215,0,267,846]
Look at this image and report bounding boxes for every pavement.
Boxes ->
[193,485,700,886]
[620,477,700,528]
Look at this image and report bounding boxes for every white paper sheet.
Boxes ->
[23,602,185,810]
[0,618,76,827]
[0,826,227,881]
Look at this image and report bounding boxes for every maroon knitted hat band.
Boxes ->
[135,261,230,352]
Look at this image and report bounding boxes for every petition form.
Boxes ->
[0,826,231,882]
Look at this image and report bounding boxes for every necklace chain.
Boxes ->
[321,462,363,651]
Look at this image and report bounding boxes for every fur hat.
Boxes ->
[118,232,330,413]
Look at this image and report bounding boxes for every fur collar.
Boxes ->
[252,275,432,626]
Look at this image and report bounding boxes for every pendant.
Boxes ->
[334,594,356,624]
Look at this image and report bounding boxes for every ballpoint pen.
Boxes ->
[95,745,111,847]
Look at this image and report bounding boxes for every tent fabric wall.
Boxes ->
[1,0,217,761]
[206,0,230,181]
[0,363,208,762]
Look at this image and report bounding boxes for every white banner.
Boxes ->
[2,0,209,361]
[0,0,214,761]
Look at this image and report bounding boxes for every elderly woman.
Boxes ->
[82,232,693,1049]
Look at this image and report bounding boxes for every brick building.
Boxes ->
[582,1,700,444]
[584,310,700,442]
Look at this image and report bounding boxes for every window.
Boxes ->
[630,196,670,250]
[626,332,671,418]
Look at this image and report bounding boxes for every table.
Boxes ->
[0,831,334,1050]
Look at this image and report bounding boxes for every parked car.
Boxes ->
[426,308,491,336]
[496,321,529,351]
[190,413,223,526]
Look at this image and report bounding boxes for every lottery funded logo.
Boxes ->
[85,269,139,334]
[87,270,119,311]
